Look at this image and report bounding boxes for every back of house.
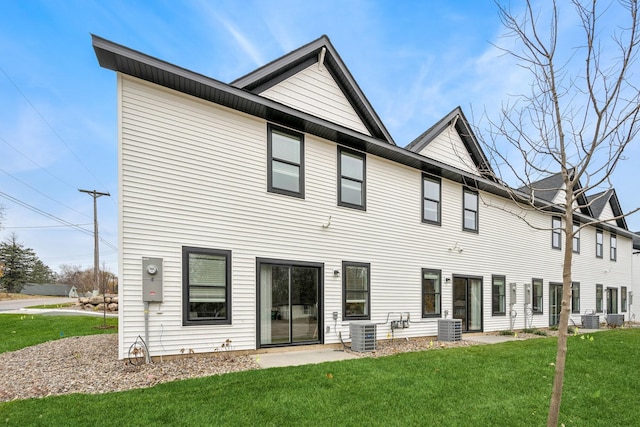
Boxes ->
[93,35,635,359]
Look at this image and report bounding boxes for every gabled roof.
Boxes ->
[231,35,395,145]
[517,172,593,218]
[633,232,640,251]
[587,189,628,230]
[405,107,493,176]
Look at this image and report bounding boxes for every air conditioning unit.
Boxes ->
[349,322,376,352]
[582,314,600,329]
[607,314,624,327]
[438,318,462,342]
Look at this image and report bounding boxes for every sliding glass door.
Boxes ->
[453,276,483,332]
[259,261,322,347]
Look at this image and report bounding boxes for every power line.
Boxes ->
[0,66,110,192]
[4,224,92,229]
[0,167,92,219]
[0,191,117,251]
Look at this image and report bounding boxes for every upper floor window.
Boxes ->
[595,229,603,258]
[571,282,580,314]
[422,269,441,317]
[183,247,232,325]
[610,234,617,261]
[622,286,628,312]
[267,125,304,198]
[338,147,366,210]
[492,275,506,315]
[463,188,478,232]
[532,278,543,314]
[552,216,562,249]
[572,222,580,254]
[422,175,441,224]
[343,261,370,320]
[596,284,603,313]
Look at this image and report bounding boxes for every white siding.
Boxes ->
[259,63,371,136]
[632,252,640,322]
[118,75,634,358]
[416,124,480,175]
[599,201,617,225]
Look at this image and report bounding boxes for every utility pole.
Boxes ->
[79,189,110,293]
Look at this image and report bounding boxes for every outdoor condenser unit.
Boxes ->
[349,322,377,352]
[438,318,462,342]
[607,314,624,327]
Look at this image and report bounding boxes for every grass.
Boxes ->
[1,328,639,426]
[0,314,117,354]
[24,302,76,309]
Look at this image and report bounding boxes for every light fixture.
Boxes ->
[445,277,451,283]
[333,269,340,277]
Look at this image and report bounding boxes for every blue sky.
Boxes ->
[0,0,638,275]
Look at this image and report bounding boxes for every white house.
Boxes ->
[92,35,635,359]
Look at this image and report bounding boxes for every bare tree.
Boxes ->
[481,1,640,426]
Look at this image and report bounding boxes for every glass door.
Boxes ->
[607,288,618,314]
[549,283,562,326]
[453,277,483,332]
[259,263,321,347]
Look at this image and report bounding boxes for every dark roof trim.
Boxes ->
[587,189,628,230]
[92,35,634,240]
[405,107,493,175]
[520,172,594,218]
[231,35,396,145]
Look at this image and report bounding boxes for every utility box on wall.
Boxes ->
[510,283,517,305]
[524,283,532,305]
[142,257,163,302]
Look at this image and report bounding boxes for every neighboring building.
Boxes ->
[93,35,636,359]
[632,234,640,323]
[20,283,73,297]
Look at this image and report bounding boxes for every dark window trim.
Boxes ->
[572,222,580,254]
[610,233,617,261]
[421,268,442,318]
[571,282,580,314]
[492,274,506,316]
[532,278,543,314]
[182,246,232,326]
[462,187,479,233]
[596,284,603,313]
[337,146,366,210]
[552,216,562,250]
[421,174,441,225]
[342,261,370,320]
[267,123,305,198]
[595,228,603,259]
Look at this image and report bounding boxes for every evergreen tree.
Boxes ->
[0,233,41,292]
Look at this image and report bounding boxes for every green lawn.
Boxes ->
[0,314,117,354]
[1,328,639,426]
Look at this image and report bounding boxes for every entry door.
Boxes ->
[549,283,562,326]
[259,263,321,347]
[453,277,483,332]
[607,288,618,314]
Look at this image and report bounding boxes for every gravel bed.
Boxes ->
[0,330,553,403]
[0,334,258,402]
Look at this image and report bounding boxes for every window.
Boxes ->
[532,278,543,314]
[268,125,304,198]
[622,286,627,312]
[571,282,580,314]
[572,222,580,253]
[492,275,506,315]
[552,216,562,249]
[596,284,603,313]
[338,147,366,210]
[596,229,603,258]
[610,234,617,261]
[422,269,441,317]
[183,247,231,325]
[463,188,478,232]
[343,261,370,320]
[422,175,441,224]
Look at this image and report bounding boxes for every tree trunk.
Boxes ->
[547,188,575,426]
